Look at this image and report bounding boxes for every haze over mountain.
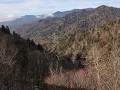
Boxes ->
[0,8,94,28]
[0,4,120,90]
[0,14,53,27]
[13,5,120,42]
[0,15,39,27]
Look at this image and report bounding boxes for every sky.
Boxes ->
[0,0,120,22]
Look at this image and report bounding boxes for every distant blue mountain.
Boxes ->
[0,8,94,28]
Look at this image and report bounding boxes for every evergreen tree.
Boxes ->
[37,44,44,52]
[0,25,10,34]
[31,39,36,46]
[6,26,10,34]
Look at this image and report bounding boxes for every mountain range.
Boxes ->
[11,5,120,43]
[0,8,94,28]
[0,5,120,90]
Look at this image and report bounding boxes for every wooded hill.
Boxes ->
[0,25,52,90]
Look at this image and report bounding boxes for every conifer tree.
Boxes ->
[37,44,44,52]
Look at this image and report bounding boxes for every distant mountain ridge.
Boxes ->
[0,15,39,27]
[0,8,94,28]
[0,15,51,28]
[53,8,94,17]
[13,5,120,42]
[0,5,120,90]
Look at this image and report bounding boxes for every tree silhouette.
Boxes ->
[37,44,44,52]
[31,39,36,47]
[0,25,10,34]
[13,31,20,37]
[6,26,10,34]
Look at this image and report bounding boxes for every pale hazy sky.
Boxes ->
[0,0,120,21]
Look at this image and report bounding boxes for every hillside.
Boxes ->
[0,25,52,90]
[1,22,120,90]
[0,25,90,90]
[44,20,120,90]
[12,6,120,90]
[53,8,93,17]
[0,8,93,29]
[13,5,120,44]
[0,5,120,90]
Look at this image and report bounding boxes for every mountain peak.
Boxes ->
[97,5,110,9]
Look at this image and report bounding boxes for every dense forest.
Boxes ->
[0,5,120,90]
